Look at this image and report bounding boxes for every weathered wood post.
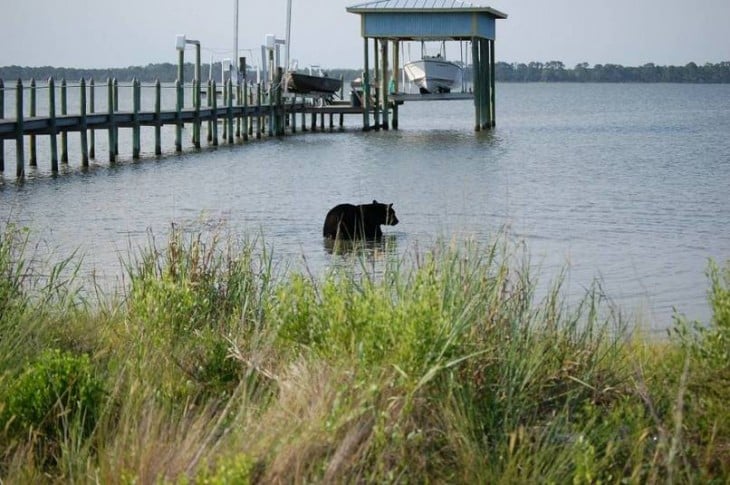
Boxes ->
[490,39,496,127]
[222,81,228,140]
[0,79,4,172]
[89,79,95,159]
[267,70,275,137]
[80,78,89,166]
[206,79,212,143]
[362,37,371,131]
[290,97,296,133]
[243,83,251,140]
[380,39,389,130]
[49,77,59,171]
[391,41,399,130]
[132,78,141,159]
[29,78,37,166]
[195,42,202,147]
[192,79,201,148]
[373,38,380,130]
[175,79,182,152]
[177,44,185,110]
[241,57,249,141]
[61,78,68,163]
[256,83,262,139]
[107,78,116,162]
[301,100,307,131]
[226,78,234,144]
[248,84,254,137]
[235,77,242,139]
[113,79,119,155]
[211,80,218,146]
[472,38,481,132]
[154,80,162,155]
[15,79,24,178]
[275,67,284,136]
[311,108,316,132]
[482,39,491,129]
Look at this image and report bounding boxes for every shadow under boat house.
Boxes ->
[346,0,507,131]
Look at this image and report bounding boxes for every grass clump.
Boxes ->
[0,220,728,483]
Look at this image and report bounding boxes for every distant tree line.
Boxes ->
[492,61,730,83]
[1,61,729,84]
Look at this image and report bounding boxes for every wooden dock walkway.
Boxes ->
[0,77,370,179]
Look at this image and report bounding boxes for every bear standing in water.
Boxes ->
[323,200,399,240]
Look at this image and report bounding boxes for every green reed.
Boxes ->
[0,221,728,483]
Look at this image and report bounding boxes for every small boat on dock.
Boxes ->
[404,42,462,94]
[285,70,342,95]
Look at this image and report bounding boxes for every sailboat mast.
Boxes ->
[285,0,292,73]
[233,0,239,84]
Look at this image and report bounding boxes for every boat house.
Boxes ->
[346,0,507,131]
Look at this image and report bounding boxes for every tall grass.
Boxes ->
[0,221,728,483]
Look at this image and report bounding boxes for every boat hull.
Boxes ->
[404,58,462,94]
[285,72,343,95]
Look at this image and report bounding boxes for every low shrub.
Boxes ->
[0,349,105,465]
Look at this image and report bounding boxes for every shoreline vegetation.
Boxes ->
[1,60,729,84]
[1,221,729,482]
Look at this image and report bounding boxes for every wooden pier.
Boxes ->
[0,76,376,179]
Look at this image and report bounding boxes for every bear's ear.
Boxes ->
[388,203,393,208]
[373,199,378,204]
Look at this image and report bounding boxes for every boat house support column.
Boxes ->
[380,38,389,130]
[362,36,371,131]
[472,38,482,131]
[482,38,492,129]
[391,41,399,130]
[373,38,381,130]
[490,39,496,127]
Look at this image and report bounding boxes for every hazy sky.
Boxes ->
[1,0,728,69]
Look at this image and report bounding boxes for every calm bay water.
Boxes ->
[2,83,729,333]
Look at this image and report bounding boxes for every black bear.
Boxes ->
[322,200,399,240]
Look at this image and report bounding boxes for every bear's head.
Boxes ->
[372,200,399,226]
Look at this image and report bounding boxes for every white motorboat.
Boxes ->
[404,54,463,94]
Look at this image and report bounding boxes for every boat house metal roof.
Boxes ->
[346,0,507,40]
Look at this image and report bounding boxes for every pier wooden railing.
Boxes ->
[0,76,363,179]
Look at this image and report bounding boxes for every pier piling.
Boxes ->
[132,78,141,159]
[113,79,119,155]
[175,79,182,152]
[89,79,95,159]
[155,80,162,155]
[80,78,88,166]
[15,79,24,178]
[49,77,58,171]
[226,79,234,144]
[61,79,68,163]
[29,78,37,166]
[211,80,218,146]
[107,78,116,162]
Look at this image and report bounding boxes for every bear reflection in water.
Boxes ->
[323,233,398,256]
[322,200,399,241]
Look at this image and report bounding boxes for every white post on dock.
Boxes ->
[284,0,292,91]
[233,0,239,85]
